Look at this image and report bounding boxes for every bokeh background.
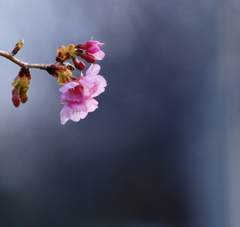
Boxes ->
[0,0,239,226]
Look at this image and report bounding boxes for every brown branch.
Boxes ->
[0,50,50,70]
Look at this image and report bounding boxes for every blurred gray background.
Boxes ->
[0,0,238,226]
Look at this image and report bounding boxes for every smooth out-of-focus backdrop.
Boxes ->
[0,1,239,226]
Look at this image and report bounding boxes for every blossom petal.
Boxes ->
[86,64,101,76]
[92,50,105,60]
[68,102,88,122]
[80,77,95,88]
[60,104,72,125]
[96,75,107,87]
[60,86,84,102]
[92,86,105,97]
[85,98,98,112]
[60,101,88,124]
[59,81,79,93]
[87,45,100,54]
[79,111,88,119]
[70,111,88,122]
[68,101,88,112]
[87,40,104,46]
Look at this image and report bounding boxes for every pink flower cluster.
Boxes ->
[59,64,107,125]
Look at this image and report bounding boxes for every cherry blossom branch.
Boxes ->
[0,50,49,70]
[3,39,106,125]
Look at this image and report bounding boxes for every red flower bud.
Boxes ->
[77,52,96,63]
[72,57,86,71]
[74,49,84,56]
[75,41,104,54]
[75,43,87,50]
[12,88,21,107]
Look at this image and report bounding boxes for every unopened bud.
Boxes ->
[20,90,28,103]
[77,52,96,63]
[11,39,24,56]
[72,57,86,71]
[75,41,104,54]
[12,88,21,107]
[75,43,87,50]
[74,49,84,56]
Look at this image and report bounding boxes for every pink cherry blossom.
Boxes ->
[75,50,105,63]
[76,52,96,63]
[89,50,105,60]
[59,64,107,125]
[76,40,104,54]
[60,101,88,125]
[59,81,84,103]
[80,64,107,97]
[60,97,99,125]
[75,40,105,61]
[86,40,104,54]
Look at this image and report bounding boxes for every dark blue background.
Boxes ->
[0,1,235,226]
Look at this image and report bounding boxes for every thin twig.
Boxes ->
[0,50,49,70]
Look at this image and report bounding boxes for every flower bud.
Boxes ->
[75,40,104,54]
[72,57,86,71]
[11,39,24,56]
[12,88,21,107]
[20,89,28,103]
[75,43,87,50]
[77,52,96,63]
[74,49,83,56]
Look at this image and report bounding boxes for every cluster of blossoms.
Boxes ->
[59,64,106,124]
[9,39,106,125]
